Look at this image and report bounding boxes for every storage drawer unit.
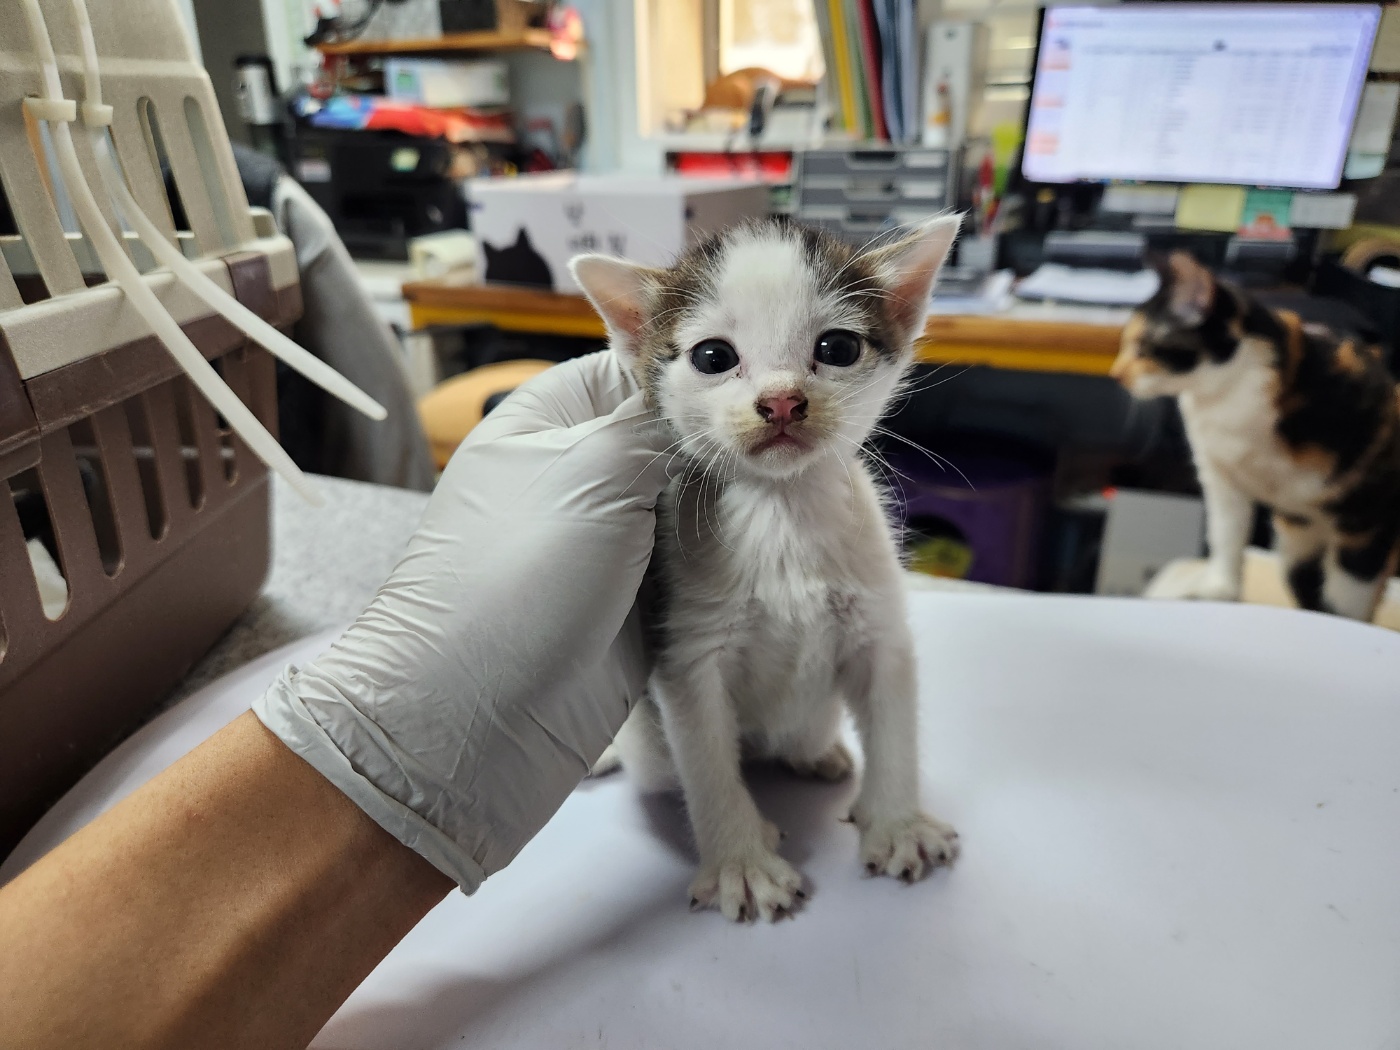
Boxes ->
[795,147,958,244]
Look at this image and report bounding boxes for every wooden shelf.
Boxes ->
[402,280,1128,376]
[317,28,556,57]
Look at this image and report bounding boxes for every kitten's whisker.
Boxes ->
[674,446,711,558]
[869,426,977,492]
[888,362,971,402]
[842,433,915,488]
[617,426,703,496]
[700,447,736,551]
[627,424,723,491]
[826,442,866,541]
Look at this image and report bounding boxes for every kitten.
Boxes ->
[1112,251,1400,621]
[571,215,962,923]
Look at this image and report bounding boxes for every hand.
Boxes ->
[255,351,674,891]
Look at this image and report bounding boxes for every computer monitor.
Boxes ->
[1022,3,1380,190]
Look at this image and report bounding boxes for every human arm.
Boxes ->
[0,351,674,1048]
[0,711,450,1050]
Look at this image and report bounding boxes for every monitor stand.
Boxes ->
[1042,230,1147,271]
[1220,235,1298,288]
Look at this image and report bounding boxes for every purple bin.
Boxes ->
[887,449,1050,589]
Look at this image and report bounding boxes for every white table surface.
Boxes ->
[6,593,1399,1050]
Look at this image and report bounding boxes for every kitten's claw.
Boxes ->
[858,812,959,883]
[689,845,805,923]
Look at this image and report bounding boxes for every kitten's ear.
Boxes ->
[570,254,662,358]
[1163,250,1215,325]
[859,214,962,335]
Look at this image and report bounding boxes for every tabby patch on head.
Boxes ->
[570,215,960,480]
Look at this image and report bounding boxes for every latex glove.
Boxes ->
[254,351,673,891]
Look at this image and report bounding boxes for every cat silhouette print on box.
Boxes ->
[482,229,554,289]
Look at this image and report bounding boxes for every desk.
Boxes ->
[403,278,1127,377]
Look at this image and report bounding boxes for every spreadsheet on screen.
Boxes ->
[1022,4,1381,190]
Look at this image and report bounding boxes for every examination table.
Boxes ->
[3,593,1397,1049]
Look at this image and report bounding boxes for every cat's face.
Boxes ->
[1112,251,1243,398]
[572,217,959,480]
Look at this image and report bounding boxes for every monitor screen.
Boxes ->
[1022,3,1380,190]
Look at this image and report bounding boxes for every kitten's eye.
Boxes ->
[690,339,740,375]
[814,330,862,367]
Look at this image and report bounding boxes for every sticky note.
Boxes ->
[1289,193,1357,230]
[1344,153,1386,180]
[1101,184,1180,215]
[1349,82,1400,154]
[1175,185,1246,232]
[1238,189,1293,240]
[1372,7,1400,74]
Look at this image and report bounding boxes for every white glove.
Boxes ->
[254,351,674,891]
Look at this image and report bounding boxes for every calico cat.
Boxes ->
[571,216,962,923]
[1112,251,1400,621]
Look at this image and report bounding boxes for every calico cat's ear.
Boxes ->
[570,255,662,357]
[1160,250,1216,326]
[859,214,962,334]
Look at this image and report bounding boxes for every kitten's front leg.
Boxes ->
[654,660,804,922]
[841,626,958,883]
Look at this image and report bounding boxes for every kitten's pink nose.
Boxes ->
[755,392,808,425]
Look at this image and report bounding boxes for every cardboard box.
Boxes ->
[385,58,510,109]
[1094,489,1205,597]
[466,173,770,293]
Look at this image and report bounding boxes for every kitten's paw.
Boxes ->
[858,812,959,883]
[1143,560,1241,602]
[783,741,855,782]
[689,843,805,922]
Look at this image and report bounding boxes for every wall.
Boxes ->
[506,49,585,162]
[191,0,271,145]
[575,0,661,173]
[175,0,202,63]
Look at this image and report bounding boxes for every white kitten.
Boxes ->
[572,216,961,922]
